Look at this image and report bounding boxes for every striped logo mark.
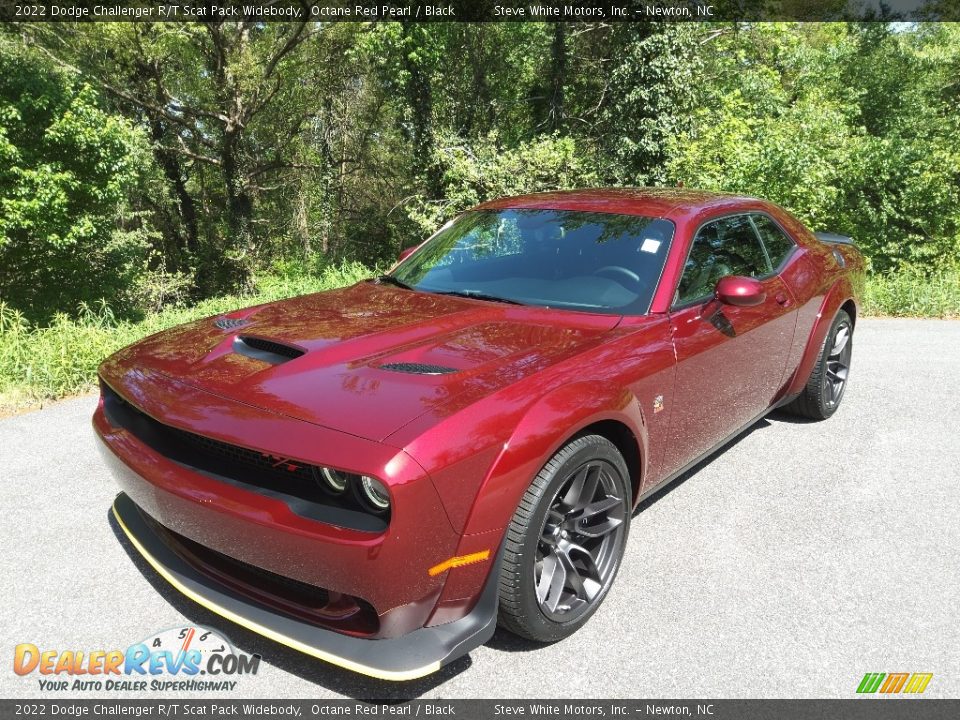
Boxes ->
[857,672,933,694]
[903,673,934,694]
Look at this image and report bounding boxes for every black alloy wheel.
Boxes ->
[498,435,631,642]
[785,308,854,420]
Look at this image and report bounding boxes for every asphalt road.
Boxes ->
[2,318,958,700]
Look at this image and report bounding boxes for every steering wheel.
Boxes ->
[592,265,644,293]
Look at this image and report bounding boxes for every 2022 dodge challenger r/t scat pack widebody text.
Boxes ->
[94,188,863,680]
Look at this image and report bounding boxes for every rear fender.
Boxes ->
[784,278,857,398]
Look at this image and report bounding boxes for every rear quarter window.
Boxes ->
[752,215,796,270]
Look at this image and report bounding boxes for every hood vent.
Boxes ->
[215,317,249,330]
[379,362,458,376]
[233,336,305,365]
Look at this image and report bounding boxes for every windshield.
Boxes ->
[391,209,675,314]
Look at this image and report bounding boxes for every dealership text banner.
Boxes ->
[1,0,956,23]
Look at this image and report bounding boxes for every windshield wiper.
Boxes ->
[375,274,414,290]
[432,289,524,305]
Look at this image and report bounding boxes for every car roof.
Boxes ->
[473,187,764,221]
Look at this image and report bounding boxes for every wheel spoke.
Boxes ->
[831,325,850,356]
[561,464,601,511]
[576,514,624,539]
[536,554,566,611]
[565,541,603,600]
[556,546,587,600]
[579,495,621,520]
[827,367,848,383]
[564,494,624,538]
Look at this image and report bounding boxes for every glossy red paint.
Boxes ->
[94,188,863,670]
[715,275,766,307]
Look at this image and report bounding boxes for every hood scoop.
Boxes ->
[233,336,305,365]
[379,362,458,376]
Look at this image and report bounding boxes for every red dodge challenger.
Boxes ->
[95,188,863,680]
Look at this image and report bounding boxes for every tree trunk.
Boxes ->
[149,120,198,258]
[548,23,567,133]
[221,129,254,289]
[402,25,442,198]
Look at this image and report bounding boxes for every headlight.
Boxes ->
[359,475,390,512]
[318,467,349,494]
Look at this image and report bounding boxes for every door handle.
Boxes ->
[775,292,791,307]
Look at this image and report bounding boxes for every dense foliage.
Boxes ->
[1,21,958,326]
[0,37,156,321]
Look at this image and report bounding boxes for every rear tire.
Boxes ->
[785,309,853,420]
[497,435,631,642]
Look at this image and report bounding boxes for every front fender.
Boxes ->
[462,381,646,539]
[422,381,647,626]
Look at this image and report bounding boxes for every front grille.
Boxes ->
[173,426,319,488]
[379,362,458,375]
[142,510,379,635]
[232,336,304,365]
[101,382,388,532]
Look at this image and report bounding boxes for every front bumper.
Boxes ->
[112,492,499,681]
[92,367,478,637]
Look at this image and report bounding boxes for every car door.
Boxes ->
[660,214,799,476]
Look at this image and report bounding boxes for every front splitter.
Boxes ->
[111,492,499,681]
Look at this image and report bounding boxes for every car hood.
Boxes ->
[102,282,621,442]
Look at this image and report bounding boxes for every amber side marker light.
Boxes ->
[428,550,491,577]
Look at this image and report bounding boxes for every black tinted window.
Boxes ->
[676,215,772,304]
[752,215,796,269]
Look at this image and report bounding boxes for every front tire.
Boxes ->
[497,435,631,642]
[785,309,853,420]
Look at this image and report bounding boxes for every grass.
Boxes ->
[862,265,960,320]
[1,263,957,414]
[0,261,372,413]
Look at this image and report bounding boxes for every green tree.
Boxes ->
[20,20,336,291]
[0,38,154,323]
[601,23,704,184]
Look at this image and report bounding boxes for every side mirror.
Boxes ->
[715,275,765,307]
[398,246,417,263]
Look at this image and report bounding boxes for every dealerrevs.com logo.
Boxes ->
[14,626,260,692]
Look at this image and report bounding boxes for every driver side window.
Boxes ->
[675,215,772,305]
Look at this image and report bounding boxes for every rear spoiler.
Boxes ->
[815,231,855,246]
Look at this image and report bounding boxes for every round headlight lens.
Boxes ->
[360,475,390,511]
[319,467,349,494]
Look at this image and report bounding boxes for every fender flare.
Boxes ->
[785,278,857,398]
[425,381,648,621]
[458,380,647,540]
